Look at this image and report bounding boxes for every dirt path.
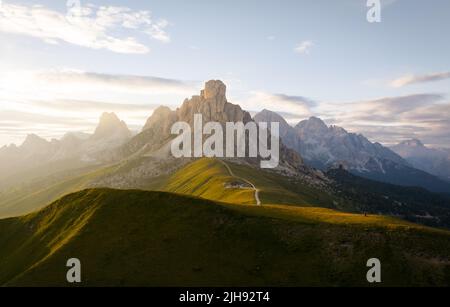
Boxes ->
[219,160,261,206]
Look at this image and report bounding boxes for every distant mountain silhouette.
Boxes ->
[254,109,450,193]
[391,139,450,182]
[0,112,132,182]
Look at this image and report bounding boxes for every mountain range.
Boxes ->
[113,80,309,174]
[390,139,450,182]
[254,109,450,193]
[0,112,132,188]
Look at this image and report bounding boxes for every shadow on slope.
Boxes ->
[1,188,450,287]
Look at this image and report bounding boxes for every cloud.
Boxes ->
[390,72,450,87]
[32,70,196,94]
[294,41,314,55]
[344,94,443,122]
[272,93,317,107]
[0,70,201,146]
[30,99,160,114]
[0,2,170,54]
[0,69,197,104]
[236,92,315,118]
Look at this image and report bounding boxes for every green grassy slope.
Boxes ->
[0,157,333,219]
[328,168,450,228]
[164,158,334,207]
[164,158,256,204]
[225,160,334,206]
[0,156,177,218]
[0,164,118,219]
[1,188,449,287]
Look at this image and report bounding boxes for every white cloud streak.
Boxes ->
[294,41,314,55]
[237,92,315,119]
[390,72,450,87]
[0,2,170,54]
[0,69,197,103]
[0,69,200,145]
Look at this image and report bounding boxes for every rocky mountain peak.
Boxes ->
[399,139,425,147]
[296,116,328,134]
[253,109,293,138]
[178,80,251,124]
[120,82,307,173]
[201,80,227,101]
[98,112,121,125]
[142,106,175,132]
[92,112,131,140]
[21,134,49,150]
[254,109,288,124]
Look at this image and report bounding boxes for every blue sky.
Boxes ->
[1,0,450,147]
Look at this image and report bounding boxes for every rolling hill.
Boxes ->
[0,157,331,219]
[1,188,450,286]
[164,158,333,207]
[327,167,450,228]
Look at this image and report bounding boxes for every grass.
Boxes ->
[0,163,119,218]
[0,157,333,218]
[1,188,450,287]
[164,158,255,204]
[164,158,336,207]
[1,158,449,286]
[226,160,335,206]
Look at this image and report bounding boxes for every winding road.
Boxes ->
[219,160,261,206]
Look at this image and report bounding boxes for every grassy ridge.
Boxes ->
[164,158,255,204]
[0,157,335,218]
[165,158,335,207]
[0,164,118,219]
[1,188,450,286]
[225,161,334,206]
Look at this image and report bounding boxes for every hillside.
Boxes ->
[1,188,450,286]
[0,163,118,218]
[164,158,333,207]
[0,157,330,219]
[328,168,450,228]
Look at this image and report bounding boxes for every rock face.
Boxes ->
[143,80,252,134]
[122,80,308,173]
[254,109,302,151]
[294,117,406,171]
[139,80,253,142]
[255,110,405,171]
[20,134,53,154]
[254,109,450,193]
[202,79,226,100]
[391,139,450,181]
[142,106,176,133]
[185,80,250,123]
[92,112,131,140]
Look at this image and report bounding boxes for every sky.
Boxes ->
[1,0,450,148]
